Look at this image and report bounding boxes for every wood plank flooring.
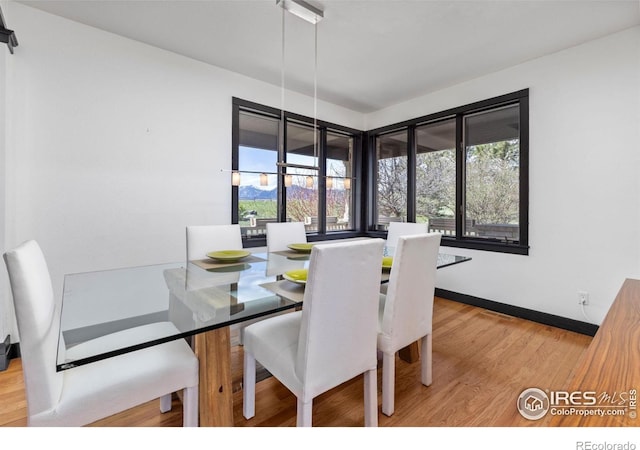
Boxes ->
[0,297,592,427]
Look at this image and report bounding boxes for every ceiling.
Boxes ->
[16,0,640,113]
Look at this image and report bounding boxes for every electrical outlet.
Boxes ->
[578,291,589,305]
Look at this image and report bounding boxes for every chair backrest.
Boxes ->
[186,224,243,260]
[3,240,64,420]
[266,222,307,253]
[386,222,428,250]
[380,233,441,350]
[295,239,385,400]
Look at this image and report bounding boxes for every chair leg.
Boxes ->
[183,385,199,427]
[421,333,432,386]
[296,398,313,427]
[238,326,244,345]
[243,351,256,419]
[364,368,378,427]
[160,393,172,413]
[381,351,395,416]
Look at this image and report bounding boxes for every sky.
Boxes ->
[238,146,347,189]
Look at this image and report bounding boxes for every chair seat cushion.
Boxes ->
[35,322,198,426]
[243,311,304,397]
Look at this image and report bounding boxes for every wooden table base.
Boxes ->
[195,327,233,426]
[399,341,421,363]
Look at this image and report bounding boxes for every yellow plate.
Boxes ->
[283,269,308,285]
[287,243,314,253]
[382,256,393,271]
[206,250,250,262]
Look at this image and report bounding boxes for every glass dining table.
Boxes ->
[58,243,471,426]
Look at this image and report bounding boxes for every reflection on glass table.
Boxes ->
[58,247,470,426]
[59,253,296,371]
[59,250,469,370]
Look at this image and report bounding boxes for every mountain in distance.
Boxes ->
[238,185,276,200]
[238,184,344,200]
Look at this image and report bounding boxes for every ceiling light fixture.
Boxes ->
[231,2,323,190]
[0,6,18,54]
[276,0,323,25]
[275,0,322,178]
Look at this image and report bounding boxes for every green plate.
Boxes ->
[283,268,308,285]
[382,256,393,271]
[206,250,251,262]
[287,243,314,253]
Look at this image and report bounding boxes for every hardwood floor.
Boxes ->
[0,297,592,427]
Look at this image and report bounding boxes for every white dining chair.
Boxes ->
[266,221,307,253]
[3,240,199,427]
[243,238,385,427]
[186,224,243,260]
[378,232,441,416]
[381,221,429,295]
[385,221,428,250]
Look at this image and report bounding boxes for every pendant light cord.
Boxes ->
[313,21,318,168]
[276,1,320,176]
[281,4,285,155]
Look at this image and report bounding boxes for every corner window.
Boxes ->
[370,90,529,254]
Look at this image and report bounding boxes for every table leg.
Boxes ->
[399,341,420,363]
[194,327,233,426]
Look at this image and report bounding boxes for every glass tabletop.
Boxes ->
[57,249,470,371]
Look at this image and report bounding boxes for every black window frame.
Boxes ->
[367,89,529,255]
[232,97,366,248]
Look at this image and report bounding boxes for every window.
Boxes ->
[375,129,408,230]
[464,105,521,242]
[415,119,457,230]
[285,121,319,224]
[325,131,355,231]
[233,91,527,253]
[236,111,279,233]
[232,98,361,244]
[370,90,529,254]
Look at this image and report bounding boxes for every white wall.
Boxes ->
[2,3,363,341]
[368,26,640,324]
[0,0,9,341]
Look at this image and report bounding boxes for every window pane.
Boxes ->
[416,119,456,235]
[237,111,279,238]
[285,122,319,226]
[326,131,355,232]
[376,130,407,230]
[464,104,520,242]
